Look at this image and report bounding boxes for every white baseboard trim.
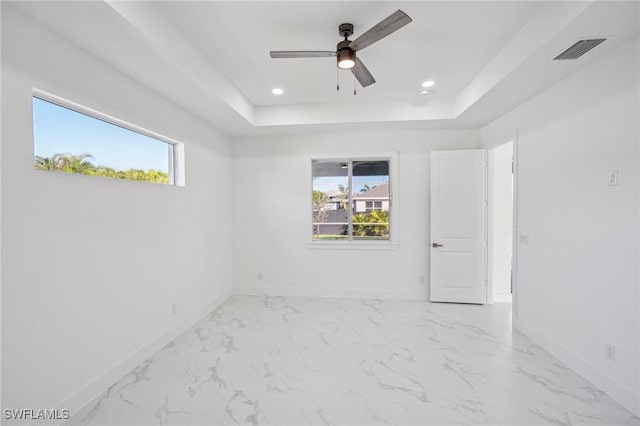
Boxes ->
[234,285,426,301]
[513,318,639,416]
[51,288,233,425]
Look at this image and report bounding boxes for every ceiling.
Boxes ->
[8,1,640,136]
[157,2,540,105]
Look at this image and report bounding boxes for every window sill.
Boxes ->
[306,241,399,250]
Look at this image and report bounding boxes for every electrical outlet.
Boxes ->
[606,344,615,361]
[258,272,263,280]
[608,170,618,186]
[172,303,177,315]
[419,275,425,284]
[519,234,529,246]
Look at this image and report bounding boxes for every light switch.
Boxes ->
[608,170,618,186]
[519,234,529,246]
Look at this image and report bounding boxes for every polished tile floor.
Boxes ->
[66,296,639,425]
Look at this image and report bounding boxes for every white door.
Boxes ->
[430,150,487,304]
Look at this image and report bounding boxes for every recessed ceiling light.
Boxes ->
[421,80,435,88]
[419,90,429,95]
[271,88,284,95]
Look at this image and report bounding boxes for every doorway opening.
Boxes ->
[488,141,514,304]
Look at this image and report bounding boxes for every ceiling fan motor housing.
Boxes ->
[339,23,354,38]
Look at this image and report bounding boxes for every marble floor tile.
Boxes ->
[65,296,640,426]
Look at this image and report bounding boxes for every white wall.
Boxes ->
[1,6,233,418]
[482,37,640,414]
[488,142,513,300]
[232,130,480,300]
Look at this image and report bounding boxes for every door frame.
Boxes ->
[512,134,519,319]
[486,140,515,305]
[484,135,519,317]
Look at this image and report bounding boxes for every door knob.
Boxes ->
[432,243,443,248]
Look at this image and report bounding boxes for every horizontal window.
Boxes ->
[312,159,391,242]
[32,94,182,185]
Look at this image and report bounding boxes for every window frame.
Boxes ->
[308,152,399,250]
[32,89,185,187]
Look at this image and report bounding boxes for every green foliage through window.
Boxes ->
[352,211,390,238]
[34,153,169,184]
[312,190,329,235]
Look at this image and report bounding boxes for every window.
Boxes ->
[312,159,391,241]
[365,201,382,212]
[32,93,183,185]
[364,201,384,212]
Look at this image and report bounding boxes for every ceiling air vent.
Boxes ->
[554,38,606,60]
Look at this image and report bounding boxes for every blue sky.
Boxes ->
[33,98,170,172]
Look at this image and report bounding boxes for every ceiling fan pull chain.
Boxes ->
[353,76,357,96]
[337,68,340,91]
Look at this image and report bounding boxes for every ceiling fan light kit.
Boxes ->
[337,40,356,69]
[270,10,412,88]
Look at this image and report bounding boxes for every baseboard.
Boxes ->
[50,287,233,425]
[513,318,639,416]
[234,285,426,301]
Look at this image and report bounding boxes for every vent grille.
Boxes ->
[554,38,606,60]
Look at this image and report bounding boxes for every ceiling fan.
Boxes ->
[270,10,412,88]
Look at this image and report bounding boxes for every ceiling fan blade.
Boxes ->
[349,10,412,52]
[270,51,336,58]
[351,57,376,87]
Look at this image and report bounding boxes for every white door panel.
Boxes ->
[430,150,487,304]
